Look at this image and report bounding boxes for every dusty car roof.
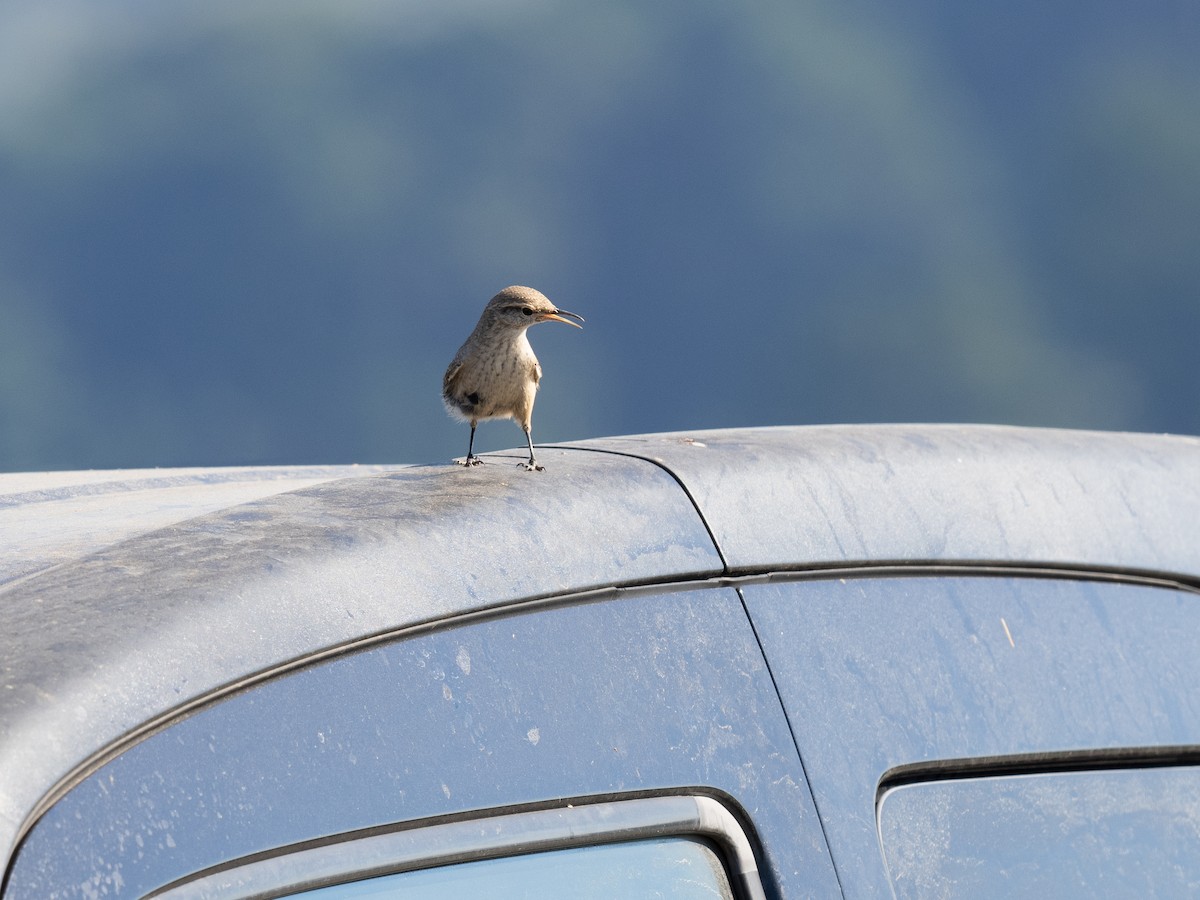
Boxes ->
[0,465,392,586]
[574,424,1200,577]
[1,424,1198,876]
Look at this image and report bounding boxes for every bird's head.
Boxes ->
[483,285,584,330]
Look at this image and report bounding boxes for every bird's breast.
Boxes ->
[443,336,540,421]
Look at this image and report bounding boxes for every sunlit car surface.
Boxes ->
[3,425,1200,899]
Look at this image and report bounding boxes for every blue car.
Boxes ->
[3,425,1199,898]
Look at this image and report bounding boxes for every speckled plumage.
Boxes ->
[443,286,583,470]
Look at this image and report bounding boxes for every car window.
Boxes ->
[879,767,1200,898]
[293,838,733,899]
[150,796,763,900]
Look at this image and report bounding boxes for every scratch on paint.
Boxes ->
[1000,617,1015,648]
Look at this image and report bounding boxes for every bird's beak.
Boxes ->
[542,309,584,328]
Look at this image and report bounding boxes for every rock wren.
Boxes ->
[443,285,583,471]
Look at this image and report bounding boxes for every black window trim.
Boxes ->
[878,744,1200,804]
[148,794,767,900]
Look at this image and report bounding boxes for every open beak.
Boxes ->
[541,309,584,329]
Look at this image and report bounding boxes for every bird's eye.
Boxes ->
[521,307,534,316]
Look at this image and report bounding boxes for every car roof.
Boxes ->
[2,424,1199,872]
[572,424,1200,576]
[0,465,391,586]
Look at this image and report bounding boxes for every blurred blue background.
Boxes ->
[2,0,1198,472]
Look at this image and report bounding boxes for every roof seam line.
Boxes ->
[552,444,731,573]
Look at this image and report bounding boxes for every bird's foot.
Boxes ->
[519,459,545,472]
[456,455,483,467]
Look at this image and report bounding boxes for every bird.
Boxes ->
[443,285,583,471]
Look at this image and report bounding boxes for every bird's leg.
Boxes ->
[520,425,544,472]
[458,423,483,467]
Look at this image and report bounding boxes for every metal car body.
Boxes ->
[2,424,1199,898]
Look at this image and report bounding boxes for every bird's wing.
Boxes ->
[443,361,464,396]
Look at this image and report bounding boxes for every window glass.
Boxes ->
[880,766,1200,899]
[294,837,733,899]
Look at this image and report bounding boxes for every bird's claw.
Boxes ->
[519,460,545,472]
[456,456,483,467]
